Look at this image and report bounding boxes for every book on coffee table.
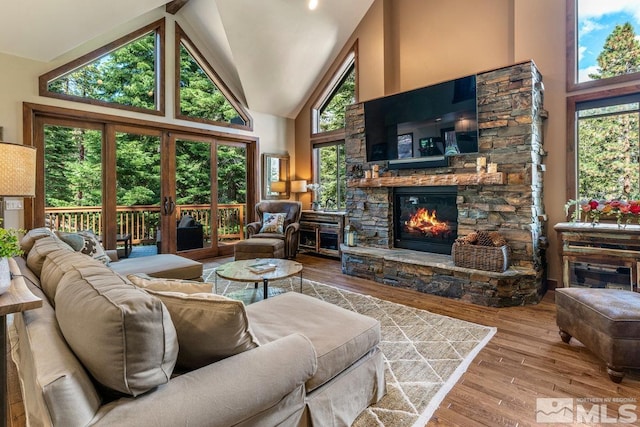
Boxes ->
[247,262,276,274]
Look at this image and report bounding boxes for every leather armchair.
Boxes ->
[246,201,302,259]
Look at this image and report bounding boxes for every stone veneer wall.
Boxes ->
[342,61,546,306]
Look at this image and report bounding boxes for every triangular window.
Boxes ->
[176,24,252,130]
[312,46,357,134]
[39,19,164,115]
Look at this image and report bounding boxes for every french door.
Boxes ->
[31,106,256,259]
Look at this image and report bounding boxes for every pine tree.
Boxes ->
[589,23,640,80]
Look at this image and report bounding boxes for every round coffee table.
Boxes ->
[214,258,303,302]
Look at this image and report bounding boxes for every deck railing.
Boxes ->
[45,204,245,245]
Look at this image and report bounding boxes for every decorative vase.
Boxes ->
[0,257,11,295]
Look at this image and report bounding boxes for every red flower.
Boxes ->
[589,200,599,210]
[630,204,640,215]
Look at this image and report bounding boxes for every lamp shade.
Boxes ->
[291,180,308,193]
[0,142,36,197]
[271,181,287,193]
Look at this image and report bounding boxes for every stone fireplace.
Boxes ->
[393,186,458,254]
[340,61,547,307]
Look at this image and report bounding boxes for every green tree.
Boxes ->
[589,23,640,80]
[319,66,355,132]
[579,23,640,200]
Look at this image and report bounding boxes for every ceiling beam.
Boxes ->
[165,0,190,14]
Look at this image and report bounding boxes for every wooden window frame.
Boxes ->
[22,102,259,232]
[565,84,640,203]
[174,24,253,131]
[39,19,166,116]
[567,0,640,92]
[310,41,358,137]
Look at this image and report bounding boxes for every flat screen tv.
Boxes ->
[364,74,478,169]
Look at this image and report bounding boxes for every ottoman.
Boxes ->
[556,288,640,382]
[234,238,285,260]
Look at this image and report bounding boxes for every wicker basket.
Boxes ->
[452,242,510,272]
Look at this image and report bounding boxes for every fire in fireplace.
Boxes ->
[394,186,458,254]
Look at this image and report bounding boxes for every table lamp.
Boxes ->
[291,180,307,196]
[271,181,287,194]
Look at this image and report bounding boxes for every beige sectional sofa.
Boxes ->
[10,231,385,426]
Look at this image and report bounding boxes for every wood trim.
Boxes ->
[165,0,189,14]
[23,102,258,145]
[566,0,640,92]
[38,19,166,116]
[310,40,358,137]
[347,172,505,188]
[174,24,253,131]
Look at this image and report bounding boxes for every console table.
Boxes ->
[299,211,345,258]
[1,258,42,427]
[554,222,640,292]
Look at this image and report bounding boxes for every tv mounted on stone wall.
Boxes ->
[364,74,478,169]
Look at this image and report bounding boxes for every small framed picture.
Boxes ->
[397,133,413,159]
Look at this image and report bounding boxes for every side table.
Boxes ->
[1,258,42,427]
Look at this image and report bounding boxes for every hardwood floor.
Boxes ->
[8,253,640,426]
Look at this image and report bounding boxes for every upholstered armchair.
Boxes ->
[246,201,302,258]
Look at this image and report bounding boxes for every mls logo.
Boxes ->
[536,398,574,423]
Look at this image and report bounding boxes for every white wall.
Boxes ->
[0,9,294,229]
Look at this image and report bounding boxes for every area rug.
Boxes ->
[203,269,496,427]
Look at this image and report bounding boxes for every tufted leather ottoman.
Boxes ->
[556,288,640,383]
[234,238,285,260]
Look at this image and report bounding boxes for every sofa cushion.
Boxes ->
[145,289,259,370]
[247,292,381,392]
[55,231,86,251]
[26,235,74,278]
[110,254,203,280]
[40,249,101,305]
[20,227,55,256]
[259,212,286,234]
[128,273,213,294]
[55,264,178,396]
[76,230,111,265]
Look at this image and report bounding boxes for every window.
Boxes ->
[567,0,640,91]
[575,94,640,200]
[175,24,252,130]
[39,19,164,115]
[311,44,357,135]
[313,142,346,210]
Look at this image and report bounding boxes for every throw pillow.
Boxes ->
[127,273,213,294]
[145,289,260,370]
[55,265,178,396]
[76,230,111,265]
[55,231,86,252]
[40,249,101,305]
[20,227,54,255]
[259,212,286,234]
[26,235,75,278]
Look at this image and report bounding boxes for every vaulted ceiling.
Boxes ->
[0,0,374,119]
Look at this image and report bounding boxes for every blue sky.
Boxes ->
[578,0,640,82]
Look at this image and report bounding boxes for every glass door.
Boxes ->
[114,127,162,258]
[41,118,104,237]
[216,143,248,255]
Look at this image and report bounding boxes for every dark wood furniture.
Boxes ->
[299,211,346,258]
[554,222,640,292]
[1,259,42,427]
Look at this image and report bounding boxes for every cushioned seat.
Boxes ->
[110,254,203,280]
[247,292,381,392]
[234,238,285,260]
[556,288,640,383]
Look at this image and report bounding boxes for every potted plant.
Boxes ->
[0,221,23,294]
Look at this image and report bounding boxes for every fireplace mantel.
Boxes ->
[347,172,504,188]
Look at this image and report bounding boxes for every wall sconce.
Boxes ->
[271,181,287,194]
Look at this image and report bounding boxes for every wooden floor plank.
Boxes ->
[8,253,640,427]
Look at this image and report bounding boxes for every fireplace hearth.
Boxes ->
[394,186,457,254]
